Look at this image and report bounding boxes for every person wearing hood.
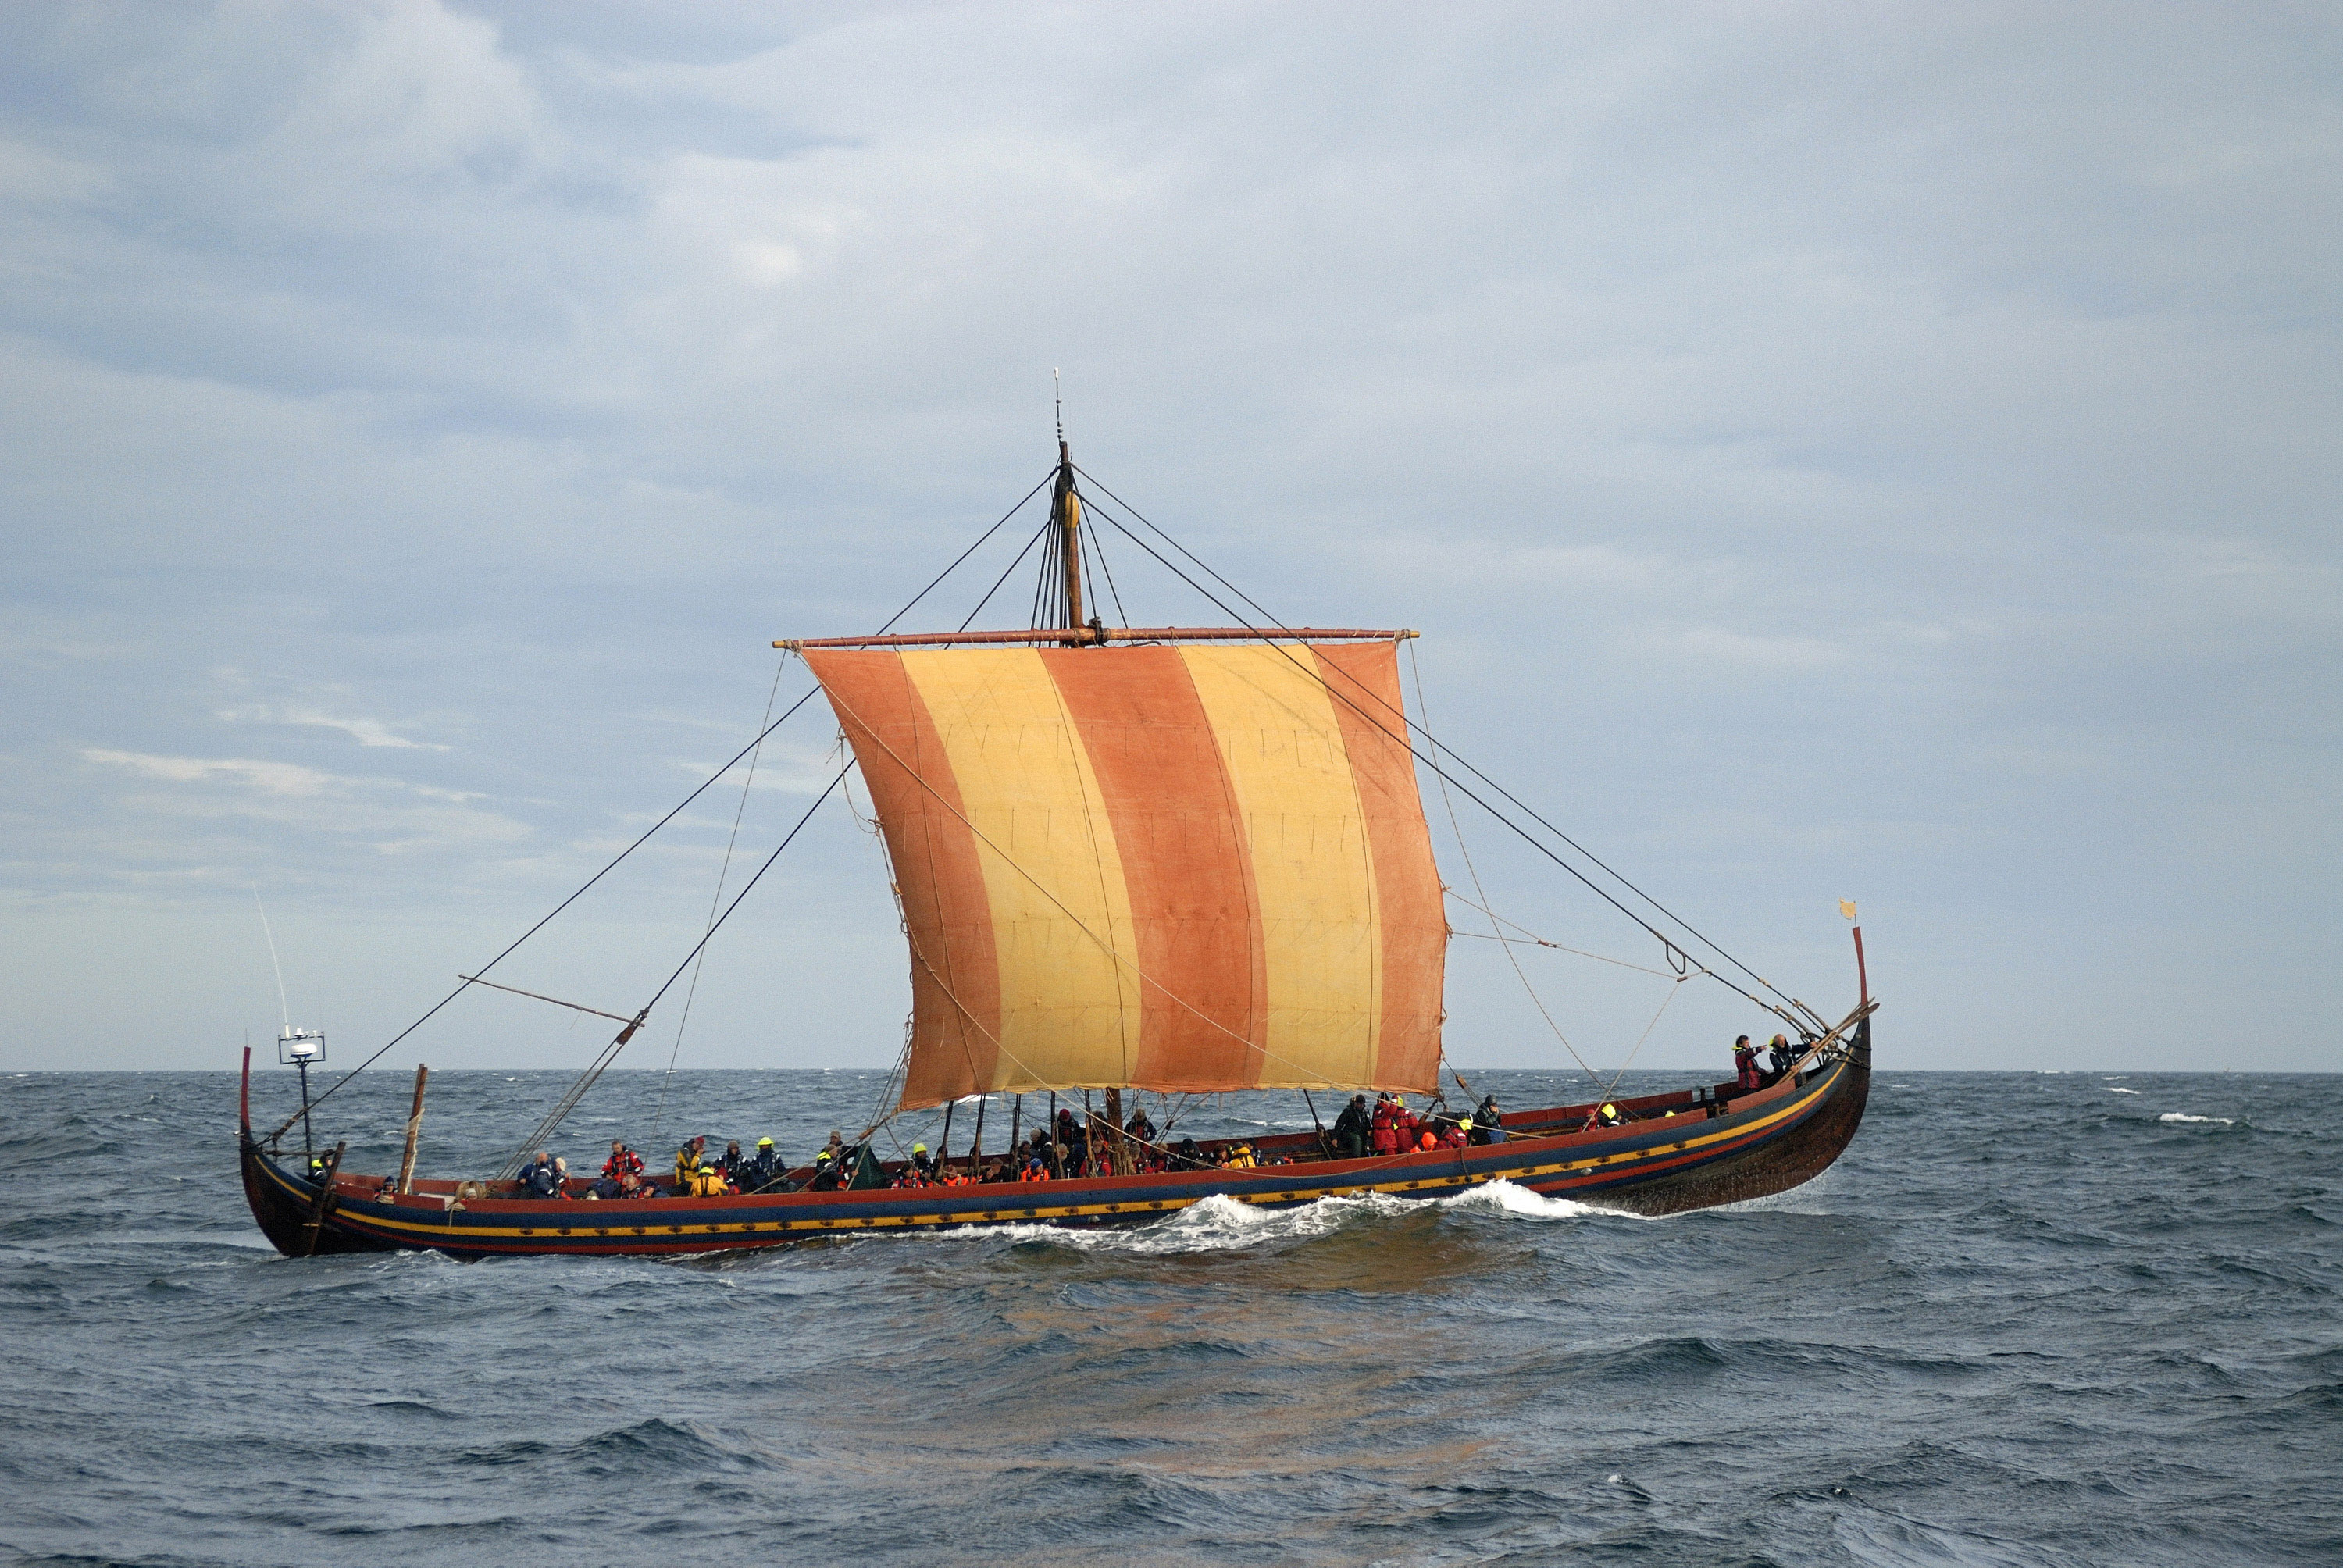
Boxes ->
[519,1150,560,1199]
[674,1135,708,1189]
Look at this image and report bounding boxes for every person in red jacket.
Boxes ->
[1370,1095,1400,1155]
[601,1140,644,1181]
[1733,1035,1763,1091]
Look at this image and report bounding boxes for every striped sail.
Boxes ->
[803,641,1446,1108]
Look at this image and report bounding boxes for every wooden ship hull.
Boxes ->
[239,1019,1869,1260]
[236,440,1882,1263]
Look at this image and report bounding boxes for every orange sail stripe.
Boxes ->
[1314,642,1448,1089]
[1043,647,1268,1089]
[802,641,1445,1107]
[801,650,1004,1105]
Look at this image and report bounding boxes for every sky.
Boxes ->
[2,2,2335,1077]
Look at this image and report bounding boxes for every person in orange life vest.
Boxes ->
[1370,1095,1400,1154]
[601,1140,644,1181]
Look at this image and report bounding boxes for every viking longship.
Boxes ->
[240,436,1874,1260]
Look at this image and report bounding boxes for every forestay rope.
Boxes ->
[651,648,794,1147]
[273,474,1054,1153]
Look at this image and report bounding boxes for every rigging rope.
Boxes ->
[267,478,1053,1142]
[1408,642,1605,1092]
[1072,465,1808,1025]
[1593,973,1689,1116]
[494,766,850,1175]
[651,649,793,1146]
[269,479,1053,1146]
[1438,892,1680,977]
[1070,476,1806,1035]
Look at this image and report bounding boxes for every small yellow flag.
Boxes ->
[1839,900,1859,921]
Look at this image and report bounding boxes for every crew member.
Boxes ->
[1334,1094,1371,1159]
[519,1150,560,1199]
[674,1135,708,1189]
[1733,1035,1762,1091]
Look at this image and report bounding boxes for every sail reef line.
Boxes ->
[801,640,1446,1109]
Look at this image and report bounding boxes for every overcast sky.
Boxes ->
[3,2,2335,1077]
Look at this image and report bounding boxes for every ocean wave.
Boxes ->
[2106,1087,2141,1094]
[1435,1178,1609,1221]
[893,1179,1609,1257]
[2159,1112,2235,1125]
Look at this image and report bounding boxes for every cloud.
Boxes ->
[76,747,527,859]
[216,705,452,750]
[2,3,2338,1069]
[81,749,341,796]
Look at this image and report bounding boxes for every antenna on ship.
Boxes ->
[254,885,326,1161]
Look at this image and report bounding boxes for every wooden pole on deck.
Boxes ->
[1104,1085,1132,1175]
[396,1064,430,1194]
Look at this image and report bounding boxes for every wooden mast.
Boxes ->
[1056,387,1126,1165]
[1054,448,1086,634]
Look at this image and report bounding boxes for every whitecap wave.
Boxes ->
[1436,1178,1607,1221]
[2159,1112,2234,1125]
[894,1191,1406,1255]
[891,1178,1619,1256]
[2106,1087,2141,1095]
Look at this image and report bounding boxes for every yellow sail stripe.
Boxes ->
[1179,644,1381,1084]
[899,650,1141,1087]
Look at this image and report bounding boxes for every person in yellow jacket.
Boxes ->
[674,1135,707,1190]
[688,1164,731,1197]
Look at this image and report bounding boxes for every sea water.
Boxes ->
[1,1068,2336,1566]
